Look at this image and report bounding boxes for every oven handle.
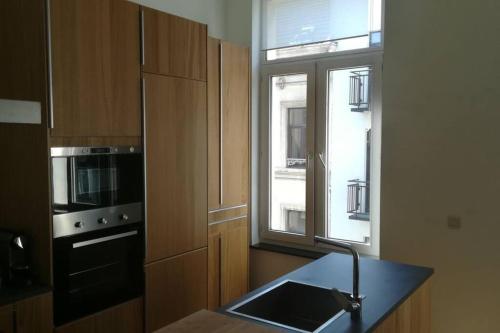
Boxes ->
[72,230,138,248]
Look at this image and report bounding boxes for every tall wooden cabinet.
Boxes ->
[143,73,207,262]
[142,8,208,332]
[208,38,250,210]
[207,37,250,310]
[49,0,141,138]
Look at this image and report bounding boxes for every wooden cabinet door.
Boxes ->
[143,8,207,81]
[54,298,143,333]
[207,222,222,310]
[221,218,249,305]
[50,0,141,137]
[0,304,13,333]
[207,37,221,211]
[15,292,52,333]
[208,218,248,309]
[221,42,249,208]
[207,40,250,210]
[144,73,207,262]
[145,248,207,333]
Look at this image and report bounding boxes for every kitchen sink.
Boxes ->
[227,280,353,333]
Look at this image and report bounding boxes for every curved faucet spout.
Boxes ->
[315,236,361,320]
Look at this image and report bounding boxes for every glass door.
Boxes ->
[261,63,316,245]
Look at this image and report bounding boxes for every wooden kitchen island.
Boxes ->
[157,252,433,333]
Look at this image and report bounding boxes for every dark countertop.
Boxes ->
[220,252,433,333]
[0,283,52,307]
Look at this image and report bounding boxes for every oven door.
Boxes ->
[53,223,144,326]
[51,147,142,215]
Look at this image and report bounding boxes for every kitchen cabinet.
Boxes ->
[143,73,207,263]
[0,304,13,333]
[207,38,249,211]
[142,8,207,81]
[208,218,249,310]
[49,0,141,138]
[0,292,52,333]
[54,298,143,333]
[145,248,207,333]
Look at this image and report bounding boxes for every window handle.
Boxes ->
[306,152,314,169]
[318,152,326,169]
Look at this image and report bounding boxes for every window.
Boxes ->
[286,107,307,168]
[262,0,383,61]
[284,209,306,234]
[259,1,383,256]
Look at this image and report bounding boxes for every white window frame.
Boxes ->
[315,52,382,257]
[259,62,316,246]
[258,0,385,256]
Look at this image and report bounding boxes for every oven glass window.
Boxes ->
[52,153,142,214]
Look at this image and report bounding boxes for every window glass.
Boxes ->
[326,66,372,243]
[269,73,308,235]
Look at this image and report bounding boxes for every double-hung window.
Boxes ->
[259,0,383,256]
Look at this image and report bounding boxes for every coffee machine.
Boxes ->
[0,230,32,288]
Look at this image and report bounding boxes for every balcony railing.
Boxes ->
[349,70,370,112]
[347,179,370,221]
[286,158,306,169]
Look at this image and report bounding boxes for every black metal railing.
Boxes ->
[347,179,370,221]
[349,70,370,112]
[286,158,306,169]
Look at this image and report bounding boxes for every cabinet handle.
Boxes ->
[142,77,148,256]
[140,9,145,66]
[219,42,224,206]
[45,0,54,129]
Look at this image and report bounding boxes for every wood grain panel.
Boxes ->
[49,136,141,147]
[220,218,249,305]
[0,0,47,102]
[208,205,248,225]
[0,0,51,285]
[207,37,221,211]
[221,42,249,207]
[207,218,248,309]
[54,298,143,333]
[156,310,276,333]
[145,248,208,333]
[0,304,14,333]
[207,226,221,310]
[143,8,207,81]
[15,292,52,333]
[0,124,51,284]
[144,73,207,262]
[50,0,141,137]
[374,279,431,333]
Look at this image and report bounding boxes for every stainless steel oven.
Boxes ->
[50,147,144,326]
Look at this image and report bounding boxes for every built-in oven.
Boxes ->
[50,146,144,326]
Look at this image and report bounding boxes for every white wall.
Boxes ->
[381,0,500,332]
[129,0,227,39]
[226,0,253,46]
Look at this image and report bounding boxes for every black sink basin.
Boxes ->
[228,280,351,332]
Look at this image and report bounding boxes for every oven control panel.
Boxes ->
[52,202,143,238]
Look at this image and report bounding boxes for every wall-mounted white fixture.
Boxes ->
[0,99,41,124]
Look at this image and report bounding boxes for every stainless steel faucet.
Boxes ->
[315,236,362,320]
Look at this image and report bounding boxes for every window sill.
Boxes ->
[251,242,327,260]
